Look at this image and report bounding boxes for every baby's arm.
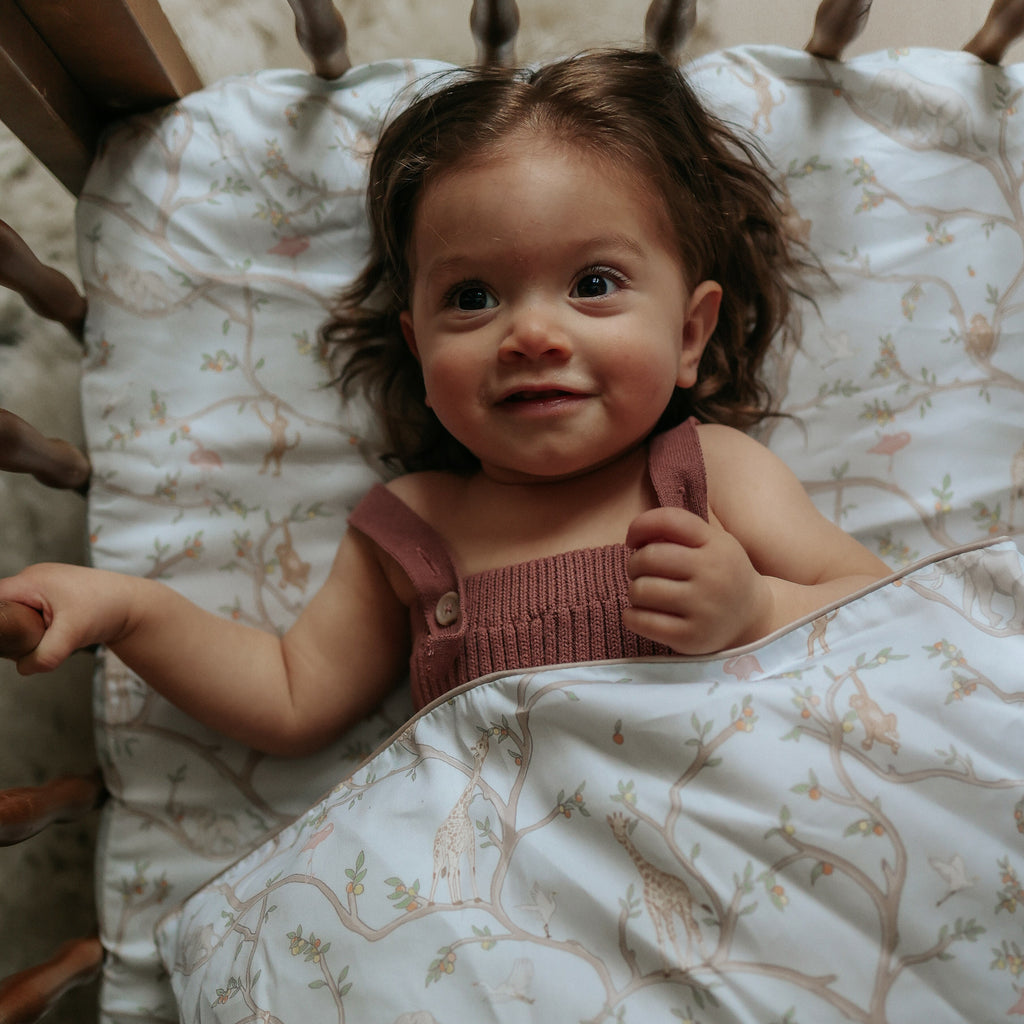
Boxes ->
[0,529,409,756]
[624,424,890,655]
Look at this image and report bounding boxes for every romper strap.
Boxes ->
[347,484,465,639]
[648,418,709,521]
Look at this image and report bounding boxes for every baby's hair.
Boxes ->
[323,48,806,474]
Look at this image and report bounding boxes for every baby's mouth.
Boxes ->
[503,389,575,403]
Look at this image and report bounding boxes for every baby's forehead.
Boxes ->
[405,141,686,285]
[416,135,678,238]
[432,127,635,177]
[419,132,668,217]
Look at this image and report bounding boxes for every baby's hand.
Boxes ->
[0,563,129,674]
[623,507,774,655]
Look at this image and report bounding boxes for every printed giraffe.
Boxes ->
[607,811,707,971]
[429,733,490,904]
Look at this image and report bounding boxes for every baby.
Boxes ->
[0,50,888,755]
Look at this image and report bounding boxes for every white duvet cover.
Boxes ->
[156,540,1024,1022]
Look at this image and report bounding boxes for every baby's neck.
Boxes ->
[437,444,656,574]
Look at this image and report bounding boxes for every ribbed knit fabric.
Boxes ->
[457,544,666,681]
[348,419,708,709]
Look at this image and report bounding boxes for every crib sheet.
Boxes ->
[76,45,1024,1021]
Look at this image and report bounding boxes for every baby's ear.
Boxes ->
[677,280,722,388]
[399,311,419,360]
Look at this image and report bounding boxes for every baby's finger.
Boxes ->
[625,507,709,550]
[622,605,710,655]
[627,572,694,613]
[627,541,698,583]
[14,618,80,675]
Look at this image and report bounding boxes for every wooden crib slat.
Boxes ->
[0,936,103,1024]
[644,0,697,64]
[0,409,92,493]
[17,0,201,111]
[470,0,521,67]
[285,0,351,79]
[965,0,1024,63]
[0,1,101,194]
[0,0,200,194]
[0,600,45,662]
[0,220,86,339]
[0,771,105,847]
[806,0,873,60]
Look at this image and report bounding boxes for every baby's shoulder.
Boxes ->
[695,421,812,521]
[693,421,765,464]
[383,469,472,520]
[694,421,802,496]
[693,421,750,446]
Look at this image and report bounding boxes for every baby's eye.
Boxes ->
[450,285,497,311]
[572,271,621,299]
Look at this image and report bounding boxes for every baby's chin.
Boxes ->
[474,440,650,488]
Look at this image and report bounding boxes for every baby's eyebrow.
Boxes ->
[582,233,646,260]
[422,254,476,285]
[449,233,646,268]
[416,231,651,290]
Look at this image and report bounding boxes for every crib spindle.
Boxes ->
[806,0,873,60]
[964,0,1024,63]
[0,409,91,493]
[284,0,351,79]
[0,936,103,1024]
[0,771,105,846]
[644,0,697,64]
[0,600,44,662]
[0,220,86,339]
[470,0,521,67]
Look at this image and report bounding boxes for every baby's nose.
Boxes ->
[500,307,572,360]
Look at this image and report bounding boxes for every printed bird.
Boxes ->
[868,431,911,472]
[517,882,558,937]
[929,853,976,905]
[267,235,311,258]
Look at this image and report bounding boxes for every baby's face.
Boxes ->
[400,136,721,485]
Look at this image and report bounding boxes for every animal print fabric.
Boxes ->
[77,46,1024,1020]
[158,539,1024,1022]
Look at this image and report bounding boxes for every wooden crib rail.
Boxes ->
[0,0,202,195]
[0,936,104,1024]
[0,770,106,1022]
[285,0,351,78]
[471,0,521,66]
[966,0,1024,63]
[806,0,873,60]
[0,599,45,662]
[0,409,91,494]
[645,0,697,64]
[0,771,106,847]
[0,220,86,340]
[807,0,1024,62]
